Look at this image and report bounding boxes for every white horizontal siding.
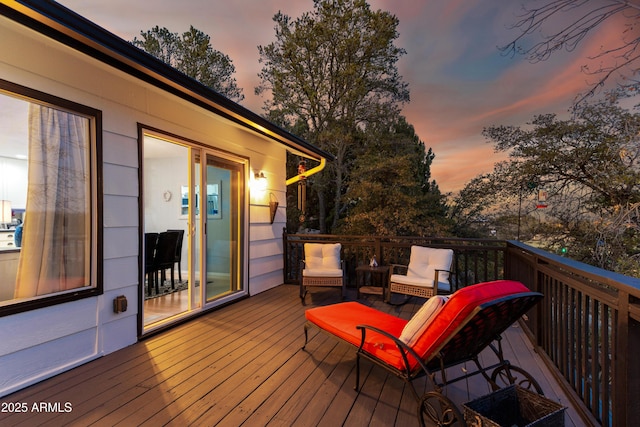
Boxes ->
[0,297,97,357]
[249,269,285,295]
[0,328,98,396]
[99,129,140,370]
[0,10,299,397]
[248,216,286,295]
[250,254,284,278]
[102,131,138,168]
[103,163,139,197]
[103,195,138,229]
[99,313,137,355]
[249,204,286,228]
[250,238,284,258]
[103,256,139,291]
[103,226,138,260]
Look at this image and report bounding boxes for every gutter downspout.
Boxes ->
[285,157,326,186]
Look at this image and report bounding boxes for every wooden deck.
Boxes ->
[1,284,585,426]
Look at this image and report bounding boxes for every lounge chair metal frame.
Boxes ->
[303,288,543,426]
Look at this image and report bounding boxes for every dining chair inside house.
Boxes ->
[167,229,185,283]
[144,232,159,296]
[150,230,181,295]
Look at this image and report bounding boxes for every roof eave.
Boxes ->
[0,0,334,162]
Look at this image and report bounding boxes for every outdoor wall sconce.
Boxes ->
[269,193,279,224]
[254,171,267,191]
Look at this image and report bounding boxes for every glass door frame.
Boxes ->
[197,148,249,308]
[140,127,249,335]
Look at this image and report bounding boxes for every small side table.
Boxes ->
[356,265,390,301]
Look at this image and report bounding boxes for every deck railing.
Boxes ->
[282,232,640,427]
[506,241,640,427]
[283,231,507,290]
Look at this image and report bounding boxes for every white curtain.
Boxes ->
[14,104,90,298]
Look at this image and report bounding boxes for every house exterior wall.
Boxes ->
[0,14,287,397]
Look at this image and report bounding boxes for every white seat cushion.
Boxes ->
[390,274,451,292]
[390,274,434,287]
[406,246,432,278]
[304,243,342,270]
[406,246,453,284]
[399,295,449,347]
[302,268,343,277]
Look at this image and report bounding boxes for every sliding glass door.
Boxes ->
[142,132,246,331]
[203,154,245,302]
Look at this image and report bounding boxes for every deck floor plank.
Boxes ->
[257,340,349,425]
[8,290,288,426]
[195,329,328,424]
[215,334,335,426]
[0,284,583,427]
[142,292,309,426]
[72,290,295,426]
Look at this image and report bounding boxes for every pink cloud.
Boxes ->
[57,0,637,193]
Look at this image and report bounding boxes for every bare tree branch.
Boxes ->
[501,0,640,103]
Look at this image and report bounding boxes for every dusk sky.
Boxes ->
[58,0,627,193]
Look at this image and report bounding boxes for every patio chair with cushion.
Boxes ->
[387,245,454,302]
[303,280,544,426]
[300,243,346,304]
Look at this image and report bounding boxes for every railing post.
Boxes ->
[614,291,640,426]
[282,228,289,283]
[627,316,640,425]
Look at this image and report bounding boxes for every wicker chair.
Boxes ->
[300,243,346,304]
[387,246,454,301]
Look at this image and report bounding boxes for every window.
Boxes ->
[0,80,102,316]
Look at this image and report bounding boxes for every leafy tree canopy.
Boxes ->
[133,25,244,102]
[485,101,640,210]
[256,0,411,233]
[338,116,450,236]
[453,99,640,275]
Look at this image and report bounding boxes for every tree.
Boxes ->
[501,0,640,103]
[485,101,640,210]
[338,117,450,236]
[256,0,409,233]
[132,25,244,102]
[453,99,640,274]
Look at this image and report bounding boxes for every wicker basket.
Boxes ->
[463,385,565,427]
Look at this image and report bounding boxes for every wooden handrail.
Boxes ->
[506,240,640,427]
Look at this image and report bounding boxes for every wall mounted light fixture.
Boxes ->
[254,171,267,191]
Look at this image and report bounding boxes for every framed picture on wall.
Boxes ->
[206,182,221,219]
[181,183,221,219]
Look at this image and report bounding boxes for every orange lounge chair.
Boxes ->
[303,280,543,426]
